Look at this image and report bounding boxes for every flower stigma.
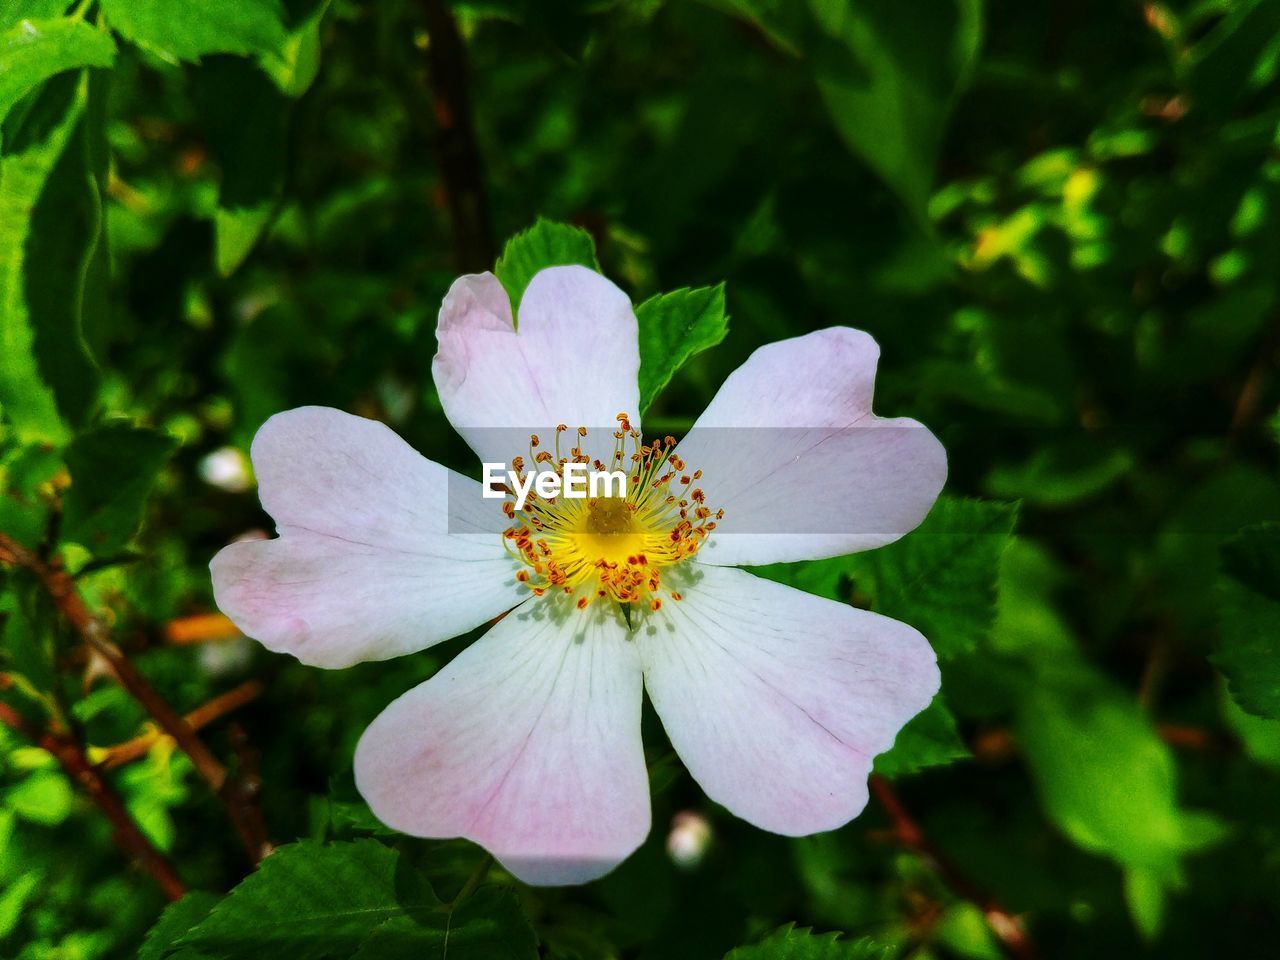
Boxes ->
[501,413,723,612]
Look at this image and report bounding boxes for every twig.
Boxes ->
[450,853,492,909]
[0,533,228,791]
[223,721,273,863]
[0,701,186,901]
[420,0,495,272]
[869,775,1038,960]
[100,681,263,769]
[0,532,273,863]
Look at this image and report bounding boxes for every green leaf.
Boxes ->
[138,891,221,960]
[0,70,103,442]
[1213,523,1280,719]
[849,496,1018,659]
[100,0,288,65]
[0,3,72,32]
[872,697,968,778]
[5,769,73,825]
[193,58,289,275]
[0,17,116,133]
[724,924,890,959]
[60,423,176,554]
[807,0,982,215]
[177,840,536,960]
[494,218,599,319]
[350,887,538,960]
[635,284,729,414]
[1015,665,1227,936]
[260,0,328,98]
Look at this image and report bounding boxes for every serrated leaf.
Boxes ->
[61,423,176,554]
[808,0,982,215]
[0,17,116,133]
[0,70,103,443]
[724,923,890,959]
[1213,523,1280,719]
[872,696,968,778]
[849,496,1018,659]
[101,0,288,65]
[1015,664,1227,936]
[350,887,538,960]
[138,891,221,960]
[636,284,728,413]
[175,840,535,960]
[494,218,599,318]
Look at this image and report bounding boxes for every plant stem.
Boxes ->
[420,0,494,272]
[0,532,271,863]
[0,701,187,901]
[869,774,1038,960]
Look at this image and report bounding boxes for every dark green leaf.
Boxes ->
[0,17,115,132]
[101,0,288,64]
[350,887,538,960]
[0,70,103,443]
[138,891,221,960]
[724,924,890,959]
[872,697,968,778]
[636,284,728,413]
[494,218,599,318]
[808,0,982,215]
[1214,524,1280,719]
[61,423,176,553]
[849,496,1018,659]
[177,840,534,960]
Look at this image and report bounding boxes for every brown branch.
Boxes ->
[870,775,1038,960]
[0,532,272,863]
[420,0,495,272]
[100,681,263,770]
[0,701,186,901]
[223,721,273,863]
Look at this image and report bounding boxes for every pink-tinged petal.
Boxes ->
[677,328,946,566]
[210,406,523,668]
[432,267,641,467]
[354,600,650,886]
[637,565,939,836]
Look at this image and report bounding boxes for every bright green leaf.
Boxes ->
[494,218,599,318]
[0,17,115,132]
[61,423,176,554]
[636,284,728,413]
[100,0,288,65]
[4,769,73,825]
[849,496,1018,659]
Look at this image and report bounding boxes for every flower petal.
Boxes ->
[354,601,650,885]
[432,267,641,467]
[211,406,522,668]
[678,328,946,566]
[637,565,939,835]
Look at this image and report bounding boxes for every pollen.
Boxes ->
[501,414,719,615]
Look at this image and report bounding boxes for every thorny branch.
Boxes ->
[870,774,1038,960]
[0,699,187,901]
[0,531,271,864]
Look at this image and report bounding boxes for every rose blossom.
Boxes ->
[211,265,946,885]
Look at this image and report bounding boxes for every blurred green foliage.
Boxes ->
[2,0,1280,957]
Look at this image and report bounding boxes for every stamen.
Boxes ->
[500,414,721,616]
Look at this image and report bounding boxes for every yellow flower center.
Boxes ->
[501,413,722,612]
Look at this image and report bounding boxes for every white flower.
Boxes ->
[211,266,946,886]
